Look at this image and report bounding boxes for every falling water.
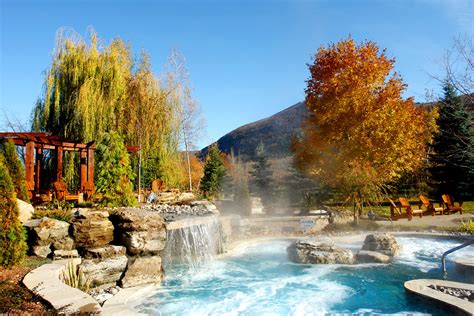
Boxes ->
[162,215,222,273]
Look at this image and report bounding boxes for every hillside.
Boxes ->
[202,95,473,160]
[201,102,308,159]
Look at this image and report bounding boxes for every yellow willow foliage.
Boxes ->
[32,29,185,188]
[293,38,437,197]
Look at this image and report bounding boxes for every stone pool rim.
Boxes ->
[404,279,474,315]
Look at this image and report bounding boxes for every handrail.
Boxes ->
[441,237,474,276]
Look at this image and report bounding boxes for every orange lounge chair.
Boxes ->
[441,194,463,215]
[419,195,444,216]
[389,198,404,220]
[53,180,79,202]
[399,197,423,221]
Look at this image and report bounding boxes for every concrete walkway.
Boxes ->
[376,213,474,229]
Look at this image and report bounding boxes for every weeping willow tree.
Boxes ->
[32,29,187,190]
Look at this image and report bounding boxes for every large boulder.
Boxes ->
[176,192,196,204]
[356,250,391,264]
[24,217,73,257]
[17,199,34,223]
[80,246,128,287]
[120,256,163,288]
[362,233,401,257]
[111,209,166,256]
[155,192,178,204]
[287,239,354,264]
[72,209,114,248]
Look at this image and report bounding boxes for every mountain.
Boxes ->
[202,94,474,160]
[201,102,308,159]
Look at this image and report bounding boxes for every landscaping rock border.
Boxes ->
[22,258,102,315]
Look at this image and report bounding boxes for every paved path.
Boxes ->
[376,213,474,228]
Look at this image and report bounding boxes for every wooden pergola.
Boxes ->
[0,132,138,201]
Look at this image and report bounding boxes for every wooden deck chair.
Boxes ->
[419,195,444,216]
[441,194,463,215]
[399,197,423,221]
[152,179,165,194]
[53,180,79,202]
[389,198,404,220]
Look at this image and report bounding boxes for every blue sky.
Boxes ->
[1,0,473,148]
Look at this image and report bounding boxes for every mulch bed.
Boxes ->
[0,257,56,315]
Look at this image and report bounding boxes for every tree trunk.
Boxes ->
[353,192,359,225]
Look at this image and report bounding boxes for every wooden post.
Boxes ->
[25,141,35,186]
[87,148,94,187]
[35,147,43,193]
[56,146,63,182]
[80,150,87,192]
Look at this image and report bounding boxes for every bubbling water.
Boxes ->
[136,235,472,315]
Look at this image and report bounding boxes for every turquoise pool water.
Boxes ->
[134,236,473,315]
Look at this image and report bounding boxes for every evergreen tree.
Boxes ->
[200,144,225,199]
[0,154,27,268]
[282,163,329,209]
[0,140,29,201]
[429,82,474,200]
[95,132,137,207]
[249,142,273,213]
[232,155,252,216]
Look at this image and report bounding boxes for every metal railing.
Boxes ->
[441,236,474,276]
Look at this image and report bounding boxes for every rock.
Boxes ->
[120,256,163,288]
[111,209,166,255]
[95,292,114,305]
[17,199,34,223]
[287,239,354,264]
[356,250,391,263]
[72,209,114,248]
[121,231,167,255]
[25,217,72,257]
[362,233,401,257]
[191,200,219,214]
[176,192,196,204]
[53,237,75,251]
[155,192,177,204]
[32,245,52,258]
[83,245,126,260]
[25,217,70,244]
[53,249,79,260]
[81,255,128,287]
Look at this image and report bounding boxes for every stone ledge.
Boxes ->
[102,284,158,315]
[404,279,474,315]
[23,259,102,315]
[455,257,474,274]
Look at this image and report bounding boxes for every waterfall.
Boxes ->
[162,215,222,273]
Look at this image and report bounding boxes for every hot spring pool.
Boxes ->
[132,236,473,315]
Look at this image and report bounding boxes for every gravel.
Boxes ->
[428,285,474,302]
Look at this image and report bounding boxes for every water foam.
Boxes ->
[134,236,470,315]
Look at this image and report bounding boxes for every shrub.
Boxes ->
[0,155,27,268]
[32,208,72,222]
[95,132,137,207]
[60,259,90,293]
[0,140,29,201]
[459,220,474,235]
